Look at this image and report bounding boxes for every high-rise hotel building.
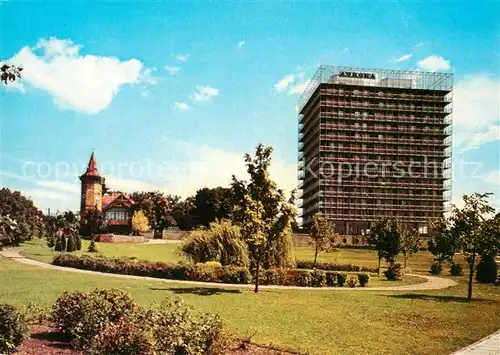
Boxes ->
[298,66,452,235]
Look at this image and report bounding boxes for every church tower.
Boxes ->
[79,152,103,215]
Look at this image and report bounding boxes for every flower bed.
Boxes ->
[296,260,378,273]
[52,254,370,287]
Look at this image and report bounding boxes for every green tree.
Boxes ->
[181,219,249,267]
[232,144,296,271]
[169,195,196,230]
[80,209,107,238]
[449,193,499,301]
[238,195,267,293]
[131,191,171,238]
[193,187,233,228]
[47,211,81,252]
[232,144,296,292]
[368,217,402,274]
[400,226,421,269]
[0,188,44,246]
[309,214,337,267]
[428,217,458,268]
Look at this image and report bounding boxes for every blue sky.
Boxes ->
[0,1,499,213]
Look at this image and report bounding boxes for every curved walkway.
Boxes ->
[0,248,457,291]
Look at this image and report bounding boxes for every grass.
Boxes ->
[18,239,425,287]
[20,238,183,264]
[1,254,499,355]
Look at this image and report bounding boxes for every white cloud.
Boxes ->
[465,125,500,150]
[393,53,412,62]
[274,74,295,92]
[453,75,499,130]
[36,180,79,194]
[417,55,451,72]
[288,80,310,95]
[174,102,190,111]
[414,42,424,47]
[192,85,219,102]
[176,54,190,62]
[484,171,500,186]
[8,37,149,114]
[141,67,157,85]
[105,176,163,193]
[18,187,71,201]
[238,40,246,48]
[165,65,180,75]
[163,140,297,198]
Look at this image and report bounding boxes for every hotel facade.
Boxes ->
[298,66,452,236]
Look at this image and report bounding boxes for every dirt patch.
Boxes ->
[14,326,295,355]
[15,325,81,355]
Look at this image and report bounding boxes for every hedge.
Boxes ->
[53,254,251,285]
[296,260,378,273]
[53,254,369,287]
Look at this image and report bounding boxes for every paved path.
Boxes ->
[451,330,500,355]
[145,239,181,244]
[0,248,457,291]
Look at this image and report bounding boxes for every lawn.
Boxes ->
[22,238,437,274]
[0,255,499,355]
[18,239,426,287]
[20,238,183,264]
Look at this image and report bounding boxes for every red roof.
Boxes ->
[102,192,135,210]
[80,152,101,178]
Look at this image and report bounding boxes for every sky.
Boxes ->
[0,1,499,214]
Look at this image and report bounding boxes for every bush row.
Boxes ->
[295,259,378,273]
[260,269,370,287]
[53,254,370,287]
[53,254,252,285]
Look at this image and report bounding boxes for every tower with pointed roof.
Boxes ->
[79,152,104,215]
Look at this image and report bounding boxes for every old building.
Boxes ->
[79,152,134,235]
[298,66,453,236]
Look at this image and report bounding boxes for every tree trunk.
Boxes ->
[254,261,261,293]
[404,255,407,269]
[467,258,475,302]
[313,246,319,268]
[378,256,381,275]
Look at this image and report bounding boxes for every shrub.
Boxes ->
[0,304,28,354]
[336,273,347,287]
[261,268,286,285]
[430,262,443,275]
[88,240,98,253]
[450,263,464,276]
[66,235,79,252]
[358,273,370,287]
[203,261,222,268]
[140,298,229,355]
[295,260,378,273]
[311,270,326,287]
[21,302,49,325]
[54,235,66,252]
[384,263,403,281]
[347,276,357,288]
[87,318,155,355]
[476,254,498,284]
[325,271,336,287]
[52,288,137,349]
[181,220,249,267]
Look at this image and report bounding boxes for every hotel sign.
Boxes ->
[339,71,376,79]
